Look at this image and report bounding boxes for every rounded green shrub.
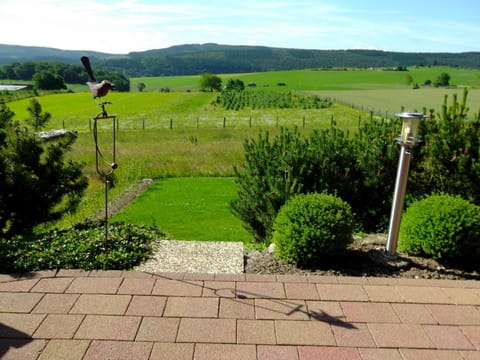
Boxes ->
[272,193,354,267]
[398,194,480,261]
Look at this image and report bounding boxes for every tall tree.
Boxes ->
[32,71,66,90]
[199,73,222,92]
[434,72,450,87]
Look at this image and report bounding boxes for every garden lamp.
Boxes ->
[400,113,422,146]
[385,112,425,257]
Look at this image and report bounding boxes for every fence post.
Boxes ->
[197,117,199,128]
[170,118,173,130]
[249,116,252,128]
[302,116,306,128]
[223,117,226,128]
[142,118,145,130]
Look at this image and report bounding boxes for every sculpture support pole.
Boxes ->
[92,102,117,245]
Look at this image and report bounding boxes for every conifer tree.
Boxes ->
[0,100,87,237]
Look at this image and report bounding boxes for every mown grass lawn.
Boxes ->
[111,177,252,243]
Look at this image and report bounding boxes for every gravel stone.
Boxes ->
[135,240,244,274]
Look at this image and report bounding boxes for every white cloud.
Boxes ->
[1,0,478,53]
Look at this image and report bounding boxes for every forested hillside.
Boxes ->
[1,43,480,77]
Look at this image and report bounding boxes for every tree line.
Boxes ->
[97,46,480,77]
[2,44,480,78]
[0,61,129,91]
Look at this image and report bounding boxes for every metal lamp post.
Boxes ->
[385,112,425,257]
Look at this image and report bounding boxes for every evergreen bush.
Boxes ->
[232,89,480,243]
[398,194,480,261]
[272,193,354,267]
[352,117,400,230]
[232,126,359,242]
[0,100,88,238]
[411,88,480,206]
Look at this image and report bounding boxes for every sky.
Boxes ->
[1,0,480,54]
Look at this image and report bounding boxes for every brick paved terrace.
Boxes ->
[0,270,479,359]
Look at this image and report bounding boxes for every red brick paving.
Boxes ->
[0,270,478,359]
[462,326,480,350]
[368,323,434,348]
[176,318,236,343]
[32,293,79,314]
[135,317,180,342]
[149,343,194,360]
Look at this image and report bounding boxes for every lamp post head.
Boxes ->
[396,112,426,147]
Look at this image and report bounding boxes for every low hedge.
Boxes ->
[0,221,164,272]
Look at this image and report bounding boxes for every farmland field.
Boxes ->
[130,66,480,118]
[314,88,480,117]
[131,66,480,92]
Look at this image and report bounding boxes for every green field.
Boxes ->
[7,92,371,136]
[8,66,480,129]
[131,66,480,92]
[128,66,480,120]
[5,66,480,236]
[7,86,372,231]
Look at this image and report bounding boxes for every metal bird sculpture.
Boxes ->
[81,56,114,99]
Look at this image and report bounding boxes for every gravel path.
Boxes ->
[135,240,244,274]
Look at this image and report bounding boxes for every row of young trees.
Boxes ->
[217,90,332,110]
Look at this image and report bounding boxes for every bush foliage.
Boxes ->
[232,125,360,242]
[398,194,480,261]
[232,121,400,242]
[273,193,354,267]
[412,89,480,205]
[0,221,164,272]
[233,89,480,245]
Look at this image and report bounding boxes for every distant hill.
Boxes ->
[0,44,121,65]
[1,43,479,77]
